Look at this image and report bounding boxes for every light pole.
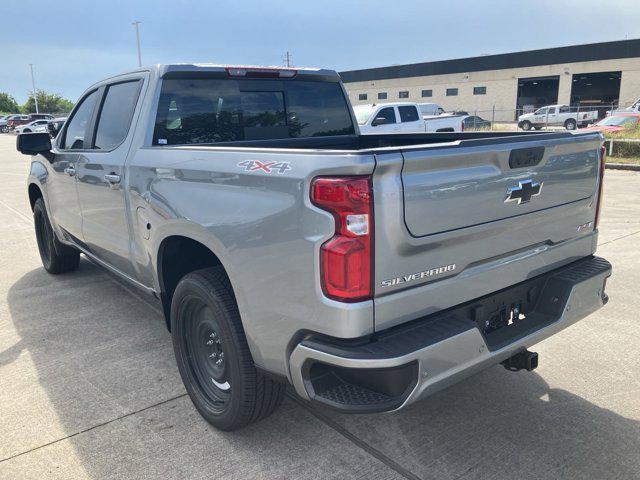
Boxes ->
[29,64,39,114]
[132,21,142,67]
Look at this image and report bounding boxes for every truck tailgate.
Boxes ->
[402,136,598,236]
[372,132,603,331]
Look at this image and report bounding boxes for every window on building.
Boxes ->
[358,93,368,101]
[473,86,486,95]
[398,106,420,123]
[421,89,432,97]
[446,88,458,96]
[398,91,409,99]
[378,92,387,100]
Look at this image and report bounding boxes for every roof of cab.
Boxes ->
[157,63,341,81]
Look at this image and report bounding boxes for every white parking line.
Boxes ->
[0,198,32,224]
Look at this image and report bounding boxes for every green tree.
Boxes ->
[0,93,20,113]
[22,90,74,115]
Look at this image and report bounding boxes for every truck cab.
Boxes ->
[354,102,462,134]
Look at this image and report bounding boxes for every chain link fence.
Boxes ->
[458,104,620,132]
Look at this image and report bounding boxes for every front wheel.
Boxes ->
[0,125,8,133]
[520,121,532,131]
[564,119,577,130]
[22,128,31,133]
[171,267,284,431]
[33,198,80,274]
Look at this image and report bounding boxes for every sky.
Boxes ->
[1,0,639,104]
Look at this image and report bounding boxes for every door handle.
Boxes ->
[64,166,76,176]
[104,173,121,184]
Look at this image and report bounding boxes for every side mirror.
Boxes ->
[17,132,52,156]
[371,116,387,127]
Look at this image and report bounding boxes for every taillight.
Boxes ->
[225,67,297,78]
[595,145,606,229]
[461,120,465,132]
[311,176,373,302]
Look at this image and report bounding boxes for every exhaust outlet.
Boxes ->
[501,349,538,372]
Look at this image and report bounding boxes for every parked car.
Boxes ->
[606,97,640,116]
[518,105,598,130]
[417,102,446,116]
[355,102,464,134]
[583,113,640,133]
[17,64,611,431]
[15,119,51,134]
[462,115,491,130]
[8,113,54,130]
[0,115,12,133]
[5,114,30,131]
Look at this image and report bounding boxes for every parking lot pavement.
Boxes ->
[0,134,638,480]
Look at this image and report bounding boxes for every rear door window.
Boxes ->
[398,106,420,123]
[94,80,141,150]
[153,78,354,145]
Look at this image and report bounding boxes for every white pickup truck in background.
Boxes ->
[518,104,598,130]
[607,97,640,116]
[417,102,446,116]
[355,102,463,134]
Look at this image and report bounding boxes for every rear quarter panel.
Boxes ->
[126,146,376,377]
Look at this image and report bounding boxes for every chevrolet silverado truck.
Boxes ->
[17,64,611,431]
[354,102,463,134]
[518,105,598,131]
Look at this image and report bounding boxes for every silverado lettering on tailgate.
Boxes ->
[381,264,456,287]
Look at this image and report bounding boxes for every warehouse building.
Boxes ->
[340,39,640,122]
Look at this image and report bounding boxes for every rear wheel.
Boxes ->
[33,198,80,274]
[1,125,9,133]
[564,119,577,130]
[171,267,284,431]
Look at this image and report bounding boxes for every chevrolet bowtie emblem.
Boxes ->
[504,179,543,204]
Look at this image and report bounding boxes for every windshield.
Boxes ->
[597,116,638,127]
[353,105,374,125]
[534,107,548,115]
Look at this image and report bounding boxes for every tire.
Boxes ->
[171,267,284,431]
[33,198,80,274]
[0,125,8,133]
[533,126,542,130]
[23,128,31,133]
[520,121,532,131]
[564,119,577,130]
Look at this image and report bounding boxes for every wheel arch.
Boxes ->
[28,182,44,211]
[156,234,235,331]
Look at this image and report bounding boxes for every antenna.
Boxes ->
[282,51,292,67]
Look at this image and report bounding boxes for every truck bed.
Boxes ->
[167,130,584,151]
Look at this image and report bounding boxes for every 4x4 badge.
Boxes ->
[504,179,543,204]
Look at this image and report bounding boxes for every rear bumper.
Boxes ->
[289,256,611,413]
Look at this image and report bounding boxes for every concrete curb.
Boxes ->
[606,162,640,171]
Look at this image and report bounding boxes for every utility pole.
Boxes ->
[132,21,142,67]
[29,64,39,114]
[283,51,292,67]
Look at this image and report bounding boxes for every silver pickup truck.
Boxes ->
[17,64,611,431]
